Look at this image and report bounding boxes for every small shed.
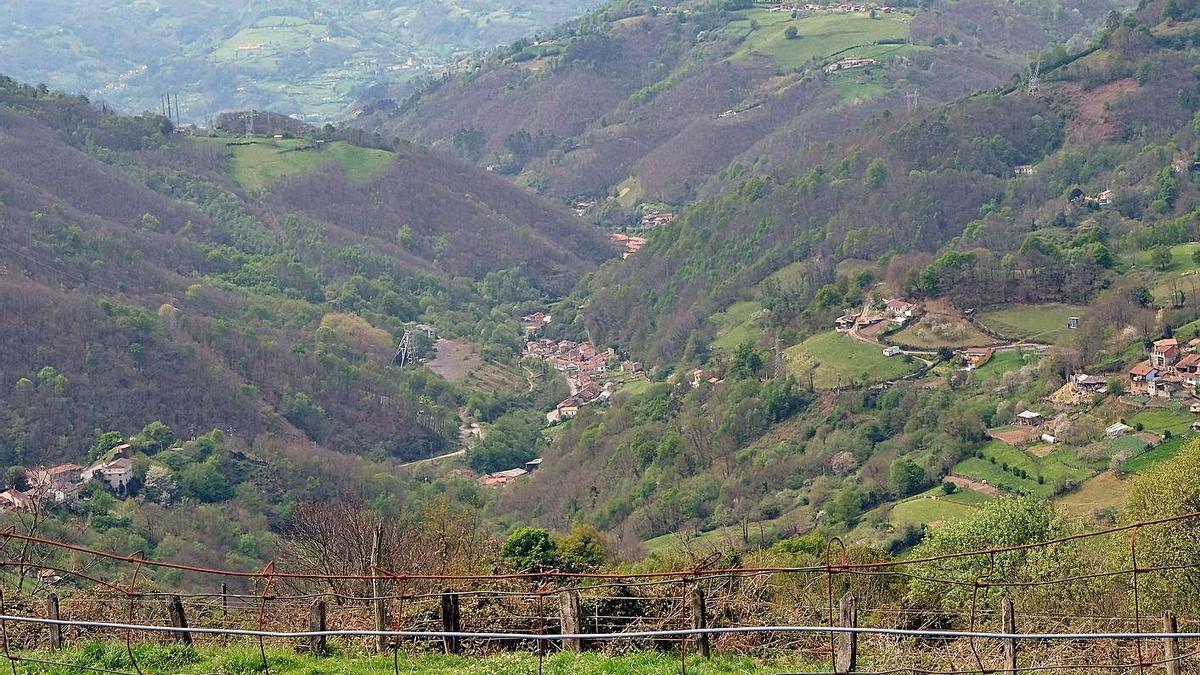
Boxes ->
[1016,410,1044,427]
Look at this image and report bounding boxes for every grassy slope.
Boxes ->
[975,304,1087,343]
[14,643,804,674]
[198,138,394,192]
[1124,242,1200,305]
[711,300,764,353]
[726,9,914,71]
[887,487,991,528]
[953,440,1092,497]
[785,331,919,389]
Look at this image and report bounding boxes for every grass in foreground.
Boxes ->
[13,642,808,674]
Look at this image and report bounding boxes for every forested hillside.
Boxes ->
[0,75,610,468]
[490,0,1200,554]
[357,0,1129,221]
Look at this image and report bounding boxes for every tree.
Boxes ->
[1191,248,1200,267]
[1107,378,1125,396]
[135,421,174,454]
[829,488,864,524]
[466,410,542,473]
[906,497,1077,611]
[1151,246,1173,271]
[889,459,925,497]
[864,158,888,189]
[142,465,177,504]
[557,525,608,572]
[282,391,325,440]
[4,466,28,492]
[730,340,765,380]
[88,431,124,462]
[502,527,558,571]
[1126,439,1200,613]
[1164,0,1183,21]
[784,25,799,40]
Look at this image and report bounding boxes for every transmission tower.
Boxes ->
[394,330,415,367]
[772,337,788,380]
[1026,61,1041,95]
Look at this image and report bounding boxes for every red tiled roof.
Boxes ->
[1130,362,1154,377]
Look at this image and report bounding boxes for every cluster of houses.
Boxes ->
[611,233,647,258]
[639,210,675,229]
[1068,188,1115,209]
[522,335,635,424]
[521,311,553,336]
[834,298,917,332]
[1126,338,1200,399]
[824,56,877,75]
[0,448,135,513]
[773,2,896,13]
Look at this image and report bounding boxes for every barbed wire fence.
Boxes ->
[0,512,1197,674]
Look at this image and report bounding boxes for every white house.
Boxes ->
[883,346,902,357]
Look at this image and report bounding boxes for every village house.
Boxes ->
[883,346,902,357]
[1177,353,1200,386]
[84,457,133,493]
[960,347,994,371]
[1106,422,1132,439]
[1067,316,1080,330]
[1013,165,1036,176]
[834,312,859,332]
[28,464,84,503]
[1072,373,1107,393]
[824,56,877,75]
[1153,338,1180,368]
[0,489,33,512]
[521,312,552,335]
[1129,361,1156,395]
[1016,410,1043,426]
[1097,189,1115,207]
[524,458,543,472]
[480,468,528,488]
[1149,373,1185,399]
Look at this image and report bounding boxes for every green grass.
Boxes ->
[953,440,1093,497]
[198,138,394,192]
[1125,242,1200,305]
[975,350,1039,377]
[725,9,913,71]
[785,331,920,389]
[1122,435,1190,473]
[975,304,1087,344]
[1127,407,1194,436]
[711,301,764,353]
[12,642,805,674]
[1056,471,1127,517]
[887,487,991,528]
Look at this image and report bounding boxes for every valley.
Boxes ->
[5,0,1200,672]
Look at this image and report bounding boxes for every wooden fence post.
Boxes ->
[371,522,388,654]
[1164,611,1181,675]
[835,594,857,673]
[559,590,583,654]
[308,600,328,656]
[167,595,192,647]
[221,583,228,617]
[1002,596,1017,674]
[440,590,461,655]
[689,586,710,659]
[44,593,62,651]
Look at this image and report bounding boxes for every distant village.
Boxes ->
[0,447,134,514]
[472,311,649,488]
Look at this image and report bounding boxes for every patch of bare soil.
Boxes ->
[425,339,482,383]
